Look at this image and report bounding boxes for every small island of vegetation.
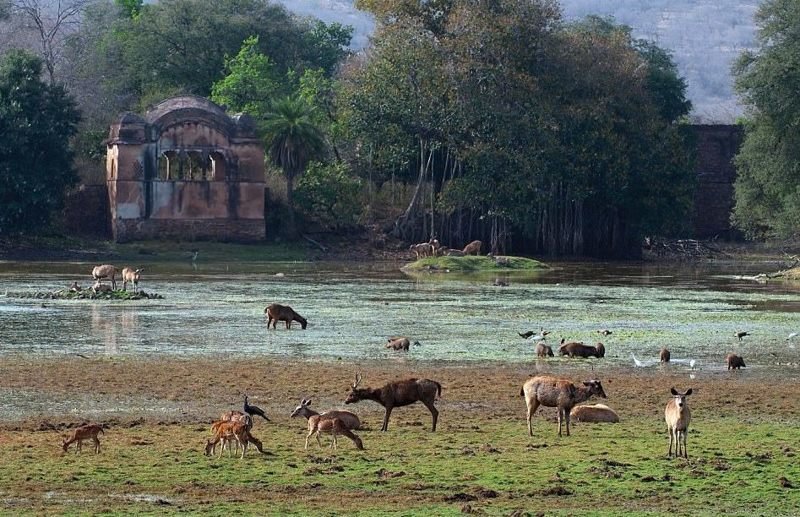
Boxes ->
[402,255,549,273]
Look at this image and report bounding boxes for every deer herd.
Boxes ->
[62,255,763,462]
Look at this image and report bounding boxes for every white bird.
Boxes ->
[787,332,798,340]
[631,354,659,368]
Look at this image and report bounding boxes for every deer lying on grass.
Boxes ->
[520,375,607,437]
[570,404,619,423]
[91,265,118,290]
[265,303,308,329]
[345,373,442,432]
[462,240,482,256]
[122,267,144,292]
[290,399,363,450]
[62,423,104,454]
[665,387,692,458]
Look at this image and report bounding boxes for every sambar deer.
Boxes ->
[265,303,308,329]
[345,373,442,432]
[665,387,692,459]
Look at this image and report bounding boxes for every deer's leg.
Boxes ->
[77,439,83,453]
[526,399,540,437]
[564,408,571,437]
[93,436,100,453]
[336,425,363,450]
[381,406,393,431]
[682,430,688,458]
[422,399,439,432]
[667,428,674,458]
[248,434,264,454]
[316,431,323,448]
[305,430,313,450]
[285,320,291,329]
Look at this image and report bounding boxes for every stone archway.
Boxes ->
[106,95,266,242]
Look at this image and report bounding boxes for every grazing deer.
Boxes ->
[265,303,308,329]
[462,240,482,256]
[536,343,554,357]
[290,399,363,450]
[660,348,671,363]
[520,376,607,437]
[205,413,265,457]
[665,387,692,458]
[558,339,604,358]
[62,424,104,454]
[345,373,442,432]
[121,267,144,292]
[91,265,118,290]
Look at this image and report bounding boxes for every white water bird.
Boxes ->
[787,332,798,340]
[631,354,659,368]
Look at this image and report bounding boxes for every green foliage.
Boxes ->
[337,2,694,256]
[403,255,549,272]
[0,51,80,236]
[69,0,352,114]
[295,161,362,230]
[263,95,328,236]
[115,0,142,18]
[210,36,281,117]
[732,0,800,239]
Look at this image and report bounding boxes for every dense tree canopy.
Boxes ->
[337,0,693,256]
[0,50,80,236]
[732,0,800,239]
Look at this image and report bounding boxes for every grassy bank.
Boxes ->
[1,417,797,515]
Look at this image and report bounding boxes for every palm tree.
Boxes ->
[262,95,326,238]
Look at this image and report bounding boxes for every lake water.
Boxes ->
[1,259,799,370]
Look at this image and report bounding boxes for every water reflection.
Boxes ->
[90,306,138,355]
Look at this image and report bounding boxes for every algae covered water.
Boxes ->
[1,260,799,369]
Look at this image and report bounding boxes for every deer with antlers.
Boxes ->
[345,373,442,432]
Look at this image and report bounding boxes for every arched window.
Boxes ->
[210,151,227,181]
[158,151,178,180]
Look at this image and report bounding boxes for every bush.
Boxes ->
[295,162,362,231]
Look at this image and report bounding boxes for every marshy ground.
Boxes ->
[1,356,799,515]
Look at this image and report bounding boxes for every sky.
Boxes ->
[277,0,761,122]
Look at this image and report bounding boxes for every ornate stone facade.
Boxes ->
[106,96,266,242]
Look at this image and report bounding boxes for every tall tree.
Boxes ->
[0,50,80,236]
[732,0,800,239]
[262,96,327,237]
[10,0,92,84]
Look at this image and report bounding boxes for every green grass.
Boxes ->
[2,416,798,515]
[402,255,549,273]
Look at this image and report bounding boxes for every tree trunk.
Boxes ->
[286,173,297,238]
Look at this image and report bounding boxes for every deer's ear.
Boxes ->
[670,387,678,395]
[305,399,312,406]
[685,389,693,396]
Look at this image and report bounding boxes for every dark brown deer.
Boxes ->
[660,348,671,363]
[536,343,554,357]
[520,375,607,437]
[265,303,307,329]
[726,353,746,370]
[345,373,442,432]
[558,339,604,358]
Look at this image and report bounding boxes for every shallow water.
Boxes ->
[1,259,799,370]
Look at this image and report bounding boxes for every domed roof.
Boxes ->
[145,95,235,135]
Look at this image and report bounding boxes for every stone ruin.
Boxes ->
[105,95,266,242]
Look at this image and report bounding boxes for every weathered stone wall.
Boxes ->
[692,124,743,239]
[112,218,264,243]
[106,96,266,243]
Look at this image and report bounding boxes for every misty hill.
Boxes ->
[277,0,759,122]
